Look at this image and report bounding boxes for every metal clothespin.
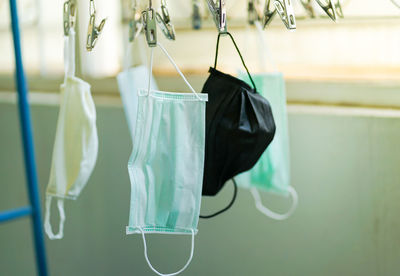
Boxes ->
[192,0,202,30]
[129,1,143,42]
[299,0,316,18]
[142,0,157,47]
[262,0,277,28]
[274,0,296,30]
[156,0,176,40]
[86,0,106,51]
[206,0,227,34]
[314,0,337,21]
[63,0,76,36]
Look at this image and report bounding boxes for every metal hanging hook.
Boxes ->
[314,0,337,21]
[156,0,176,40]
[142,0,157,47]
[262,0,277,28]
[206,0,227,34]
[63,0,76,36]
[274,0,296,30]
[86,0,106,51]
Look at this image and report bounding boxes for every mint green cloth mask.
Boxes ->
[235,71,298,220]
[127,42,207,276]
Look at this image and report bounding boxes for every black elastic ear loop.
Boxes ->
[213,32,257,91]
[200,178,238,219]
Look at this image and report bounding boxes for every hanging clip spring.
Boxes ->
[86,0,106,51]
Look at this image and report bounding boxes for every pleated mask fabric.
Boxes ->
[44,28,98,239]
[127,42,207,276]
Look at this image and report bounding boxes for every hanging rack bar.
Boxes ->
[7,0,48,275]
[0,206,33,223]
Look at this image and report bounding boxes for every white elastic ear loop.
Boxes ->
[44,196,66,240]
[139,228,195,276]
[63,28,76,83]
[156,42,203,101]
[250,186,298,221]
[147,46,155,95]
[254,21,278,73]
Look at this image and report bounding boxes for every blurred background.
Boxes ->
[1,0,400,275]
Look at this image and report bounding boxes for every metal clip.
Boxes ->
[273,0,296,30]
[142,8,157,47]
[129,6,143,42]
[192,0,202,30]
[262,0,277,28]
[160,0,170,24]
[315,0,337,21]
[206,0,227,33]
[86,0,106,51]
[156,0,176,40]
[299,0,316,18]
[156,12,175,40]
[63,0,76,36]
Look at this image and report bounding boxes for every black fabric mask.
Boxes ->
[200,32,276,203]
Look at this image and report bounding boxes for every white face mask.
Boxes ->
[127,43,207,276]
[117,39,158,141]
[44,28,98,239]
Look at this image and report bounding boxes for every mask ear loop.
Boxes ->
[63,28,76,83]
[139,227,195,276]
[200,179,238,219]
[44,196,66,240]
[213,32,257,91]
[250,186,298,220]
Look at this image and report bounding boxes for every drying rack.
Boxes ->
[0,0,48,275]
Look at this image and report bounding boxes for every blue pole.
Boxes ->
[0,206,32,223]
[8,0,48,275]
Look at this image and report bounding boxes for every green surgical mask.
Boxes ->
[235,72,298,220]
[127,42,207,276]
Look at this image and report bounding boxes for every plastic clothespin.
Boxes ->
[155,0,176,40]
[206,0,227,34]
[299,0,316,18]
[192,0,202,30]
[63,0,76,36]
[86,0,106,51]
[248,0,262,25]
[129,3,143,42]
[314,0,337,21]
[262,0,277,28]
[273,0,296,30]
[142,2,157,47]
